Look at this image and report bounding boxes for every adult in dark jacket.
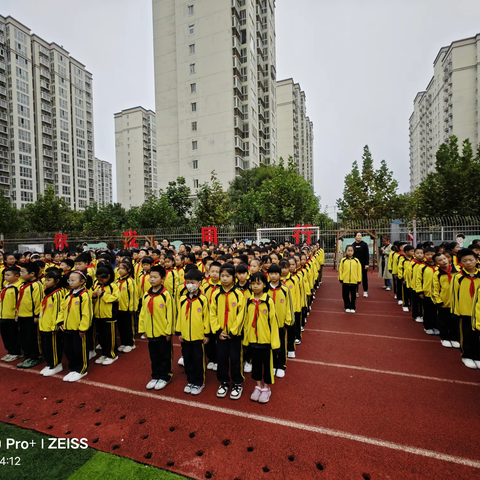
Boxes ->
[352,232,369,297]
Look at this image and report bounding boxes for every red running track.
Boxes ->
[1,271,480,479]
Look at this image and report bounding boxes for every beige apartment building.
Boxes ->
[94,157,112,206]
[277,78,314,183]
[0,15,95,210]
[409,33,480,190]
[152,0,277,192]
[115,106,157,208]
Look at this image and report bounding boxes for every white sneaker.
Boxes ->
[89,350,96,360]
[462,358,478,369]
[345,309,351,313]
[287,351,295,358]
[451,341,461,349]
[154,379,170,390]
[206,362,214,370]
[350,310,356,314]
[424,329,435,335]
[217,383,229,398]
[475,361,480,369]
[382,286,387,289]
[141,334,146,339]
[386,287,391,291]
[415,317,423,323]
[68,371,88,382]
[432,329,440,335]
[178,356,184,366]
[402,307,409,312]
[191,384,205,396]
[184,383,193,394]
[276,369,285,378]
[63,372,75,382]
[102,356,118,366]
[363,292,368,298]
[356,293,359,298]
[244,362,252,373]
[397,300,403,306]
[96,344,102,350]
[295,339,301,345]
[273,368,277,376]
[43,364,63,377]
[118,345,125,352]
[146,379,158,390]
[230,384,243,400]
[301,326,305,332]
[394,295,397,299]
[441,340,452,348]
[212,363,218,371]
[95,355,107,365]
[122,345,136,353]
[40,366,50,374]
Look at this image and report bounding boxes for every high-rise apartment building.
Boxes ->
[114,106,157,208]
[94,157,112,206]
[0,15,95,210]
[409,33,480,190]
[277,78,314,183]
[152,0,277,192]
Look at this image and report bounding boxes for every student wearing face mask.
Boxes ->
[175,269,211,396]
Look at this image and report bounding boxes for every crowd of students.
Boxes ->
[379,237,480,370]
[0,241,325,404]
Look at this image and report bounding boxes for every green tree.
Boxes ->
[161,177,193,220]
[0,190,23,234]
[78,202,128,234]
[23,186,76,232]
[336,145,400,221]
[128,194,179,229]
[194,171,230,225]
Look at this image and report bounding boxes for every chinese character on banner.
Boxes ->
[54,233,69,250]
[292,224,314,245]
[123,230,139,249]
[202,227,218,245]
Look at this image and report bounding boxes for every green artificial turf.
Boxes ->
[0,422,188,480]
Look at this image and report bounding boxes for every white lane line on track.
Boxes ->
[320,297,402,305]
[288,358,480,387]
[311,308,408,319]
[1,363,479,470]
[306,328,438,343]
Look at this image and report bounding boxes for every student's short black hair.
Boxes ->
[470,243,480,251]
[61,259,74,269]
[345,244,355,251]
[224,253,233,260]
[432,253,445,263]
[456,233,466,239]
[96,265,115,284]
[195,250,202,257]
[250,272,269,292]
[164,255,175,263]
[119,260,134,277]
[185,269,203,282]
[150,265,166,278]
[279,259,290,269]
[4,266,20,275]
[268,264,281,274]
[45,269,62,282]
[209,261,222,270]
[443,250,453,257]
[238,254,248,264]
[34,260,46,269]
[21,262,40,276]
[186,253,196,263]
[184,264,198,273]
[250,257,261,266]
[74,253,90,264]
[142,256,154,265]
[97,253,111,263]
[217,255,227,262]
[202,256,214,265]
[235,263,249,274]
[152,249,161,255]
[14,253,24,261]
[220,263,235,278]
[458,248,477,260]
[424,247,436,254]
[404,245,414,253]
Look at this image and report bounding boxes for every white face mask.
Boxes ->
[186,283,199,293]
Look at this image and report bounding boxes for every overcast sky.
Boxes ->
[2,0,480,216]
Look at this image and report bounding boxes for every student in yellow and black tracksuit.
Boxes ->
[116,261,138,353]
[411,248,425,322]
[16,262,44,369]
[175,269,211,395]
[432,252,459,348]
[402,246,415,312]
[388,243,398,296]
[416,247,438,335]
[395,243,408,307]
[163,256,179,298]
[202,261,221,370]
[210,264,245,400]
[283,257,301,357]
[338,246,362,313]
[39,270,64,376]
[58,270,93,382]
[138,265,175,391]
[292,255,307,342]
[244,271,280,404]
[0,267,22,362]
[236,262,253,373]
[451,249,480,369]
[92,266,120,366]
[268,264,293,378]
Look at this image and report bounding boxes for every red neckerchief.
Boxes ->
[439,265,453,283]
[460,269,479,298]
[16,280,36,310]
[269,284,282,303]
[250,298,262,338]
[0,284,15,302]
[41,287,62,314]
[141,273,150,291]
[87,263,94,269]
[67,288,86,313]
[425,263,436,272]
[222,289,233,329]
[146,287,166,315]
[208,282,219,302]
[117,276,129,289]
[398,251,405,256]
[185,294,199,319]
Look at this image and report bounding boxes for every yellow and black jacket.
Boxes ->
[139,286,174,339]
[39,287,64,332]
[16,280,43,318]
[202,279,221,303]
[397,253,407,280]
[59,288,92,332]
[432,265,458,309]
[391,252,401,276]
[210,286,245,336]
[451,268,480,317]
[236,281,252,302]
[137,271,152,297]
[268,283,293,328]
[116,275,137,312]
[283,273,300,313]
[0,279,22,321]
[471,286,480,330]
[164,268,179,298]
[93,282,120,321]
[175,266,185,286]
[415,263,437,297]
[403,258,414,289]
[175,291,210,341]
[243,293,280,349]
[338,257,362,285]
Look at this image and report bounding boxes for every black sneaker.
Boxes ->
[216,382,229,398]
[230,384,243,400]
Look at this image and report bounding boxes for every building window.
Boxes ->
[191,83,196,94]
[189,24,195,35]
[188,4,194,15]
[191,102,197,112]
[192,121,197,131]
[193,179,199,188]
[190,63,196,74]
[193,160,198,170]
[192,141,197,150]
